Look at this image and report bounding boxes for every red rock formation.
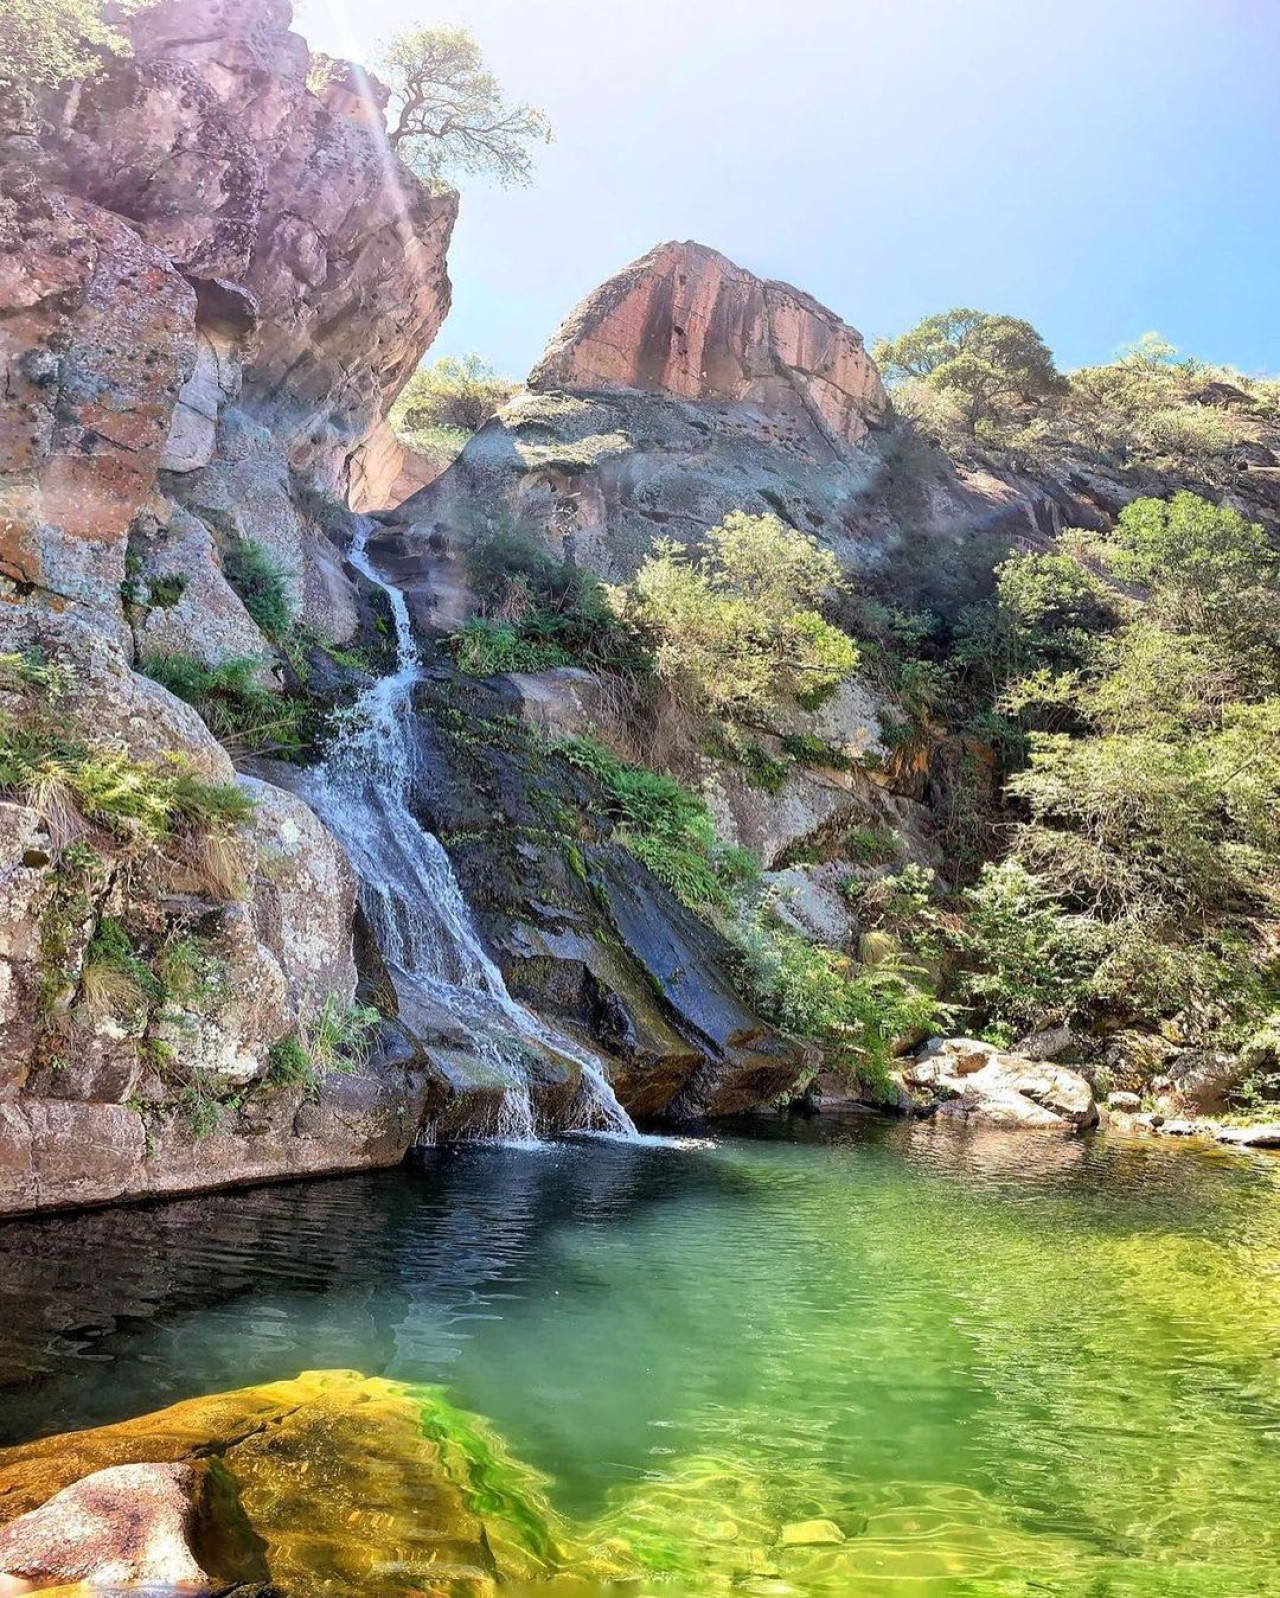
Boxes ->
[60,0,457,481]
[0,0,455,613]
[529,240,890,449]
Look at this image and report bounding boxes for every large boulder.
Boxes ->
[0,1461,242,1592]
[902,1037,1099,1131]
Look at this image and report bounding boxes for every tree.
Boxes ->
[391,354,518,437]
[961,493,1280,1048]
[0,0,144,88]
[376,27,550,188]
[611,512,858,718]
[873,309,1062,432]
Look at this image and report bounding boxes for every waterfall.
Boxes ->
[303,522,637,1144]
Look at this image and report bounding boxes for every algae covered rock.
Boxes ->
[0,1370,563,1596]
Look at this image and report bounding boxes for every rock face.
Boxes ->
[529,241,891,450]
[1,0,455,634]
[406,671,805,1122]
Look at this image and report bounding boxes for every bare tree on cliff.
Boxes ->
[377,26,551,189]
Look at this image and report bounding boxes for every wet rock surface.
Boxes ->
[0,1371,539,1596]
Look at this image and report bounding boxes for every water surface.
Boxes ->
[2,1117,1278,1594]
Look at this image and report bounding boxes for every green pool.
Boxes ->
[1,1116,1278,1594]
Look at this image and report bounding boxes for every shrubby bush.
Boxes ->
[611,512,859,719]
[451,530,648,676]
[947,494,1280,1051]
[391,354,518,441]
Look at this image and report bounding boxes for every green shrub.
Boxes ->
[264,1000,381,1089]
[391,354,518,436]
[0,713,252,847]
[0,0,140,87]
[446,619,569,677]
[460,532,648,673]
[222,538,294,641]
[739,915,949,1095]
[950,861,1101,1045]
[873,309,1063,433]
[613,513,858,719]
[552,734,749,908]
[141,654,305,755]
[265,1032,311,1088]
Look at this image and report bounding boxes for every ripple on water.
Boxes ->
[0,1119,1278,1594]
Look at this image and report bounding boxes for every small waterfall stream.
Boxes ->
[304,523,637,1143]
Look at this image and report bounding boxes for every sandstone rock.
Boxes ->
[530,241,890,451]
[1163,1049,1246,1115]
[1102,1030,1179,1092]
[1107,1090,1143,1113]
[241,774,358,1016]
[0,183,196,612]
[0,1463,218,1591]
[1019,1025,1087,1063]
[58,0,457,487]
[159,327,243,473]
[504,666,607,739]
[763,863,858,949]
[0,804,52,1091]
[348,418,443,513]
[1214,1123,1280,1148]
[0,607,233,780]
[0,1100,146,1213]
[0,1371,543,1592]
[1157,1118,1203,1138]
[171,404,360,641]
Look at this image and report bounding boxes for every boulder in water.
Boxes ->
[902,1037,1098,1131]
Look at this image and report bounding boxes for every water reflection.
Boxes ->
[1,1117,1277,1590]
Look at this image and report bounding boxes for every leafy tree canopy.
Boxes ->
[391,353,518,437]
[0,0,150,88]
[376,26,550,188]
[612,513,859,719]
[873,308,1062,431]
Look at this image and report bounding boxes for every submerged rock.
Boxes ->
[0,1371,559,1595]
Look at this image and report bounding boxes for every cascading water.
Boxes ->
[303,522,637,1144]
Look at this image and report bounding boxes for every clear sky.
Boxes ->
[299,0,1280,383]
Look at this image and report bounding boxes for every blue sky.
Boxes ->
[300,0,1280,383]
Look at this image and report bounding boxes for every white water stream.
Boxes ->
[303,523,637,1143]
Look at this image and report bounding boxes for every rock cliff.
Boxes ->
[0,0,462,1214]
[529,240,892,451]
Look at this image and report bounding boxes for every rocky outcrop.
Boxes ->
[529,241,891,450]
[58,0,456,486]
[2,0,454,643]
[0,610,438,1217]
[405,671,805,1121]
[0,1371,551,1593]
[901,1037,1099,1131]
